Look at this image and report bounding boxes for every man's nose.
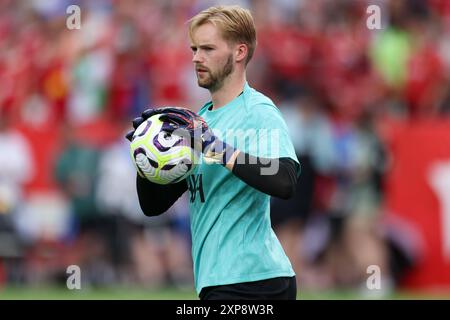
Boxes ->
[192,51,203,63]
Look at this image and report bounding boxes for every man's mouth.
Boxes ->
[196,67,208,73]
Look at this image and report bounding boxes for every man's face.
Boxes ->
[190,23,235,92]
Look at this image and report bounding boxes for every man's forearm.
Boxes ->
[229,152,300,199]
[136,175,188,216]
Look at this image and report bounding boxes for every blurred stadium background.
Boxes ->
[1,0,450,299]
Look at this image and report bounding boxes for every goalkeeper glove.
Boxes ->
[125,107,206,142]
[126,107,237,166]
[155,109,237,166]
[201,129,237,165]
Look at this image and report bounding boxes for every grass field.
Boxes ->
[1,286,449,300]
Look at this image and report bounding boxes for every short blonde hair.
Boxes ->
[188,5,257,65]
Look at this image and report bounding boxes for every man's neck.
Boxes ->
[210,75,246,110]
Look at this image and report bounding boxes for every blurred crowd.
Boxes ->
[0,0,449,294]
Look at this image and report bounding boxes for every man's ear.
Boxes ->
[235,44,248,63]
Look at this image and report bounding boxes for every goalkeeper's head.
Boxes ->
[187,5,257,92]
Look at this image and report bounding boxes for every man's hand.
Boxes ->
[201,129,239,167]
[126,106,239,167]
[160,111,238,166]
[125,107,207,142]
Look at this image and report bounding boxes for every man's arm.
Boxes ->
[129,106,300,200]
[229,152,300,200]
[136,176,188,216]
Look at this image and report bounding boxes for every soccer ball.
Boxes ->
[129,114,199,185]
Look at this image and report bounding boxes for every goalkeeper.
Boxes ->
[126,5,300,300]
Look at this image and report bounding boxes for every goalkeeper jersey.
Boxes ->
[187,82,299,294]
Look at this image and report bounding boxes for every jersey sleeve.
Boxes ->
[244,103,300,166]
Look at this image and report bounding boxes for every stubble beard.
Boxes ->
[197,54,234,93]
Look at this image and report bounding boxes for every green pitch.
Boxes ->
[1,286,449,300]
[0,286,198,300]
